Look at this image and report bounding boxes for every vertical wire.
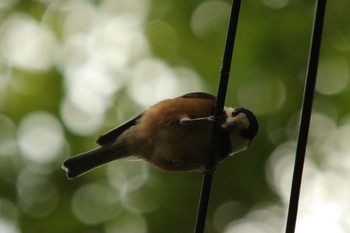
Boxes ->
[194,1,242,233]
[285,1,327,232]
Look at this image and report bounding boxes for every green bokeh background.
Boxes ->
[0,0,350,233]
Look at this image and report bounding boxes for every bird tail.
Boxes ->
[62,144,128,179]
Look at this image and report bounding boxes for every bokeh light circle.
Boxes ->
[72,183,120,225]
[0,14,56,70]
[0,198,19,233]
[127,58,204,107]
[17,169,59,218]
[316,59,349,95]
[60,97,104,136]
[105,211,147,233]
[191,0,230,39]
[238,75,286,115]
[18,112,65,164]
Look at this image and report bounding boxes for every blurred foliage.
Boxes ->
[0,0,350,233]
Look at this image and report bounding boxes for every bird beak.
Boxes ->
[221,121,234,129]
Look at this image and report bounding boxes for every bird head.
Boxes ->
[222,107,259,155]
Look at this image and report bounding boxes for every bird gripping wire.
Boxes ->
[194,1,242,233]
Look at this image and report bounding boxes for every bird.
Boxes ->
[62,92,258,179]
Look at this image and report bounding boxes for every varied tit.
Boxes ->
[62,92,258,179]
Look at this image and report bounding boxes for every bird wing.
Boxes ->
[179,92,216,100]
[178,92,230,125]
[96,112,144,146]
[96,93,215,145]
[177,92,217,125]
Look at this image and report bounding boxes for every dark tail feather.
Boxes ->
[62,144,128,179]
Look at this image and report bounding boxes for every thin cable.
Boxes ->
[194,1,242,233]
[285,1,327,233]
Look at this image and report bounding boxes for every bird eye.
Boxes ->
[231,109,241,116]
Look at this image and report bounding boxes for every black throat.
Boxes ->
[217,129,232,161]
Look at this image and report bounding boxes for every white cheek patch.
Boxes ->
[221,107,236,128]
[224,107,235,117]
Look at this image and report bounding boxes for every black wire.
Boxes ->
[285,1,327,233]
[194,1,242,233]
[214,0,242,116]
